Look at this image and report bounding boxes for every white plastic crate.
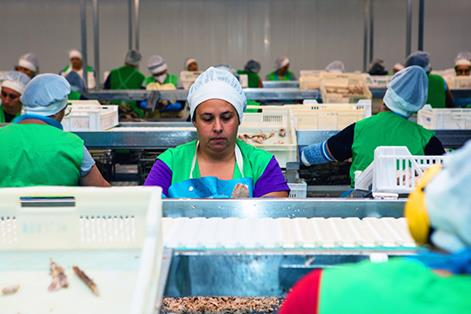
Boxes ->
[289,100,371,130]
[239,107,297,168]
[0,186,163,314]
[446,76,471,89]
[366,74,393,88]
[288,180,307,198]
[179,71,201,90]
[62,101,119,131]
[299,70,324,90]
[320,73,372,104]
[354,146,444,195]
[418,105,471,129]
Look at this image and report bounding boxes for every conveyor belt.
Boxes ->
[162,217,415,250]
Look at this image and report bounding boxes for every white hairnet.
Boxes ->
[455,59,471,67]
[187,66,246,121]
[325,60,345,73]
[456,51,471,62]
[383,66,428,117]
[405,51,430,72]
[425,140,471,252]
[185,57,197,68]
[275,57,290,70]
[125,49,141,66]
[1,71,30,94]
[17,52,39,73]
[69,49,82,60]
[20,74,70,116]
[147,55,167,75]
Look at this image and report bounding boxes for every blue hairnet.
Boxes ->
[244,60,261,73]
[20,74,71,116]
[383,65,428,117]
[405,51,430,72]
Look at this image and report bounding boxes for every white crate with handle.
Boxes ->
[418,105,471,129]
[62,100,119,131]
[354,146,445,197]
[0,186,163,314]
[239,106,297,168]
[289,99,371,130]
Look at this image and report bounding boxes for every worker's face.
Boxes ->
[187,62,198,72]
[278,64,289,76]
[14,66,34,78]
[455,65,471,76]
[194,99,239,154]
[70,57,82,69]
[1,87,22,115]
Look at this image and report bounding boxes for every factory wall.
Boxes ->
[1,0,469,81]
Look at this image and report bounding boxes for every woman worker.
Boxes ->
[0,74,110,187]
[144,66,290,198]
[280,140,471,313]
[266,57,296,81]
[301,66,445,188]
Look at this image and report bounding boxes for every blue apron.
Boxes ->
[168,143,253,198]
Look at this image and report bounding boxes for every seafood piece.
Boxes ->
[48,260,68,292]
[73,266,99,296]
[231,183,249,198]
[278,128,286,137]
[1,285,20,296]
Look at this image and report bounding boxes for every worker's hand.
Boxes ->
[231,183,250,198]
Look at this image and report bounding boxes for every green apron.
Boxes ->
[0,123,83,187]
[109,65,145,118]
[427,74,446,108]
[237,70,262,88]
[320,258,471,314]
[143,73,179,88]
[350,111,434,186]
[266,70,296,81]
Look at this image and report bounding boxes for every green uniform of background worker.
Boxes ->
[405,50,454,108]
[104,49,145,118]
[301,66,445,188]
[0,71,30,123]
[266,56,296,81]
[281,140,471,313]
[142,55,179,88]
[0,74,110,187]
[237,60,263,88]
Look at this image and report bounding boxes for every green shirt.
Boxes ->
[427,74,447,108]
[0,124,83,187]
[237,70,262,88]
[320,259,471,314]
[350,111,434,186]
[142,73,179,88]
[266,70,296,81]
[158,139,273,186]
[108,65,146,117]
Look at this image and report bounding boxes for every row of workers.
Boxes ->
[0,63,448,197]
[0,65,470,312]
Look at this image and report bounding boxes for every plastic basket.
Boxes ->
[0,186,163,314]
[239,107,297,168]
[179,71,201,90]
[289,100,371,130]
[320,73,372,103]
[417,105,471,129]
[446,76,471,89]
[299,70,324,90]
[366,75,393,88]
[354,146,444,194]
[62,101,119,131]
[288,181,307,198]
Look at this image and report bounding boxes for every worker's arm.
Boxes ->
[425,136,446,155]
[79,147,110,187]
[279,269,323,314]
[445,87,455,108]
[261,191,289,198]
[301,123,355,166]
[80,165,111,187]
[253,157,290,198]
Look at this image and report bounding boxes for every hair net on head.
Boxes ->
[188,66,246,122]
[147,55,167,75]
[325,60,345,73]
[405,51,431,72]
[17,52,39,73]
[368,58,388,75]
[185,57,197,69]
[425,140,471,252]
[125,49,142,66]
[244,60,261,73]
[20,74,70,116]
[383,65,428,117]
[1,71,30,94]
[456,51,471,62]
[455,59,471,67]
[69,49,82,60]
[275,57,290,70]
